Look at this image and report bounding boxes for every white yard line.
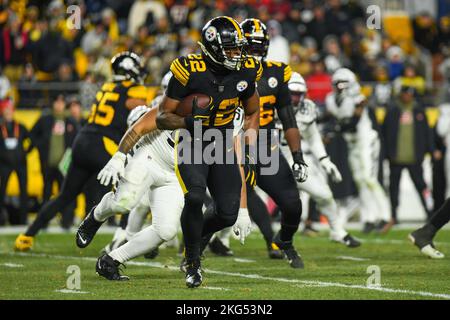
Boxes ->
[6,252,450,300]
[0,262,24,268]
[233,258,256,263]
[201,286,231,291]
[55,289,90,294]
[336,256,370,261]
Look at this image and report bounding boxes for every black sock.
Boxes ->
[279,223,299,243]
[247,188,274,246]
[429,198,450,231]
[181,195,204,263]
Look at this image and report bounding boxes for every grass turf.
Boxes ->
[0,229,449,300]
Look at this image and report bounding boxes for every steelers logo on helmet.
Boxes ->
[119,57,135,70]
[268,77,278,88]
[236,80,248,92]
[205,26,217,42]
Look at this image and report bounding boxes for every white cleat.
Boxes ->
[420,245,445,259]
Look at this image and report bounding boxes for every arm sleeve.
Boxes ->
[277,105,298,130]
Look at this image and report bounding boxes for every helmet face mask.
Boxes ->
[199,16,248,71]
[241,19,269,61]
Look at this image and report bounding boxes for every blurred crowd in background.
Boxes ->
[1,0,450,230]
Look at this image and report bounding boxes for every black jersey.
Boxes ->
[257,60,292,129]
[83,81,148,143]
[166,54,262,128]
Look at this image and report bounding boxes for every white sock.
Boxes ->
[109,225,164,263]
[94,191,117,222]
[319,200,347,240]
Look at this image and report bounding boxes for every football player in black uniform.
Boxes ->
[240,18,308,267]
[14,52,149,251]
[77,16,261,288]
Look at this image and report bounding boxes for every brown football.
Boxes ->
[176,93,212,117]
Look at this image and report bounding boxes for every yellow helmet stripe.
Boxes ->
[224,16,243,40]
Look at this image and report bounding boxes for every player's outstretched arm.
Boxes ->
[233,133,252,245]
[118,107,158,154]
[97,108,158,186]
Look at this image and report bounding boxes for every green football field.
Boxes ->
[0,229,449,300]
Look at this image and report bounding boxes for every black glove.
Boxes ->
[292,151,308,182]
[192,96,214,120]
[244,145,257,188]
[185,96,215,132]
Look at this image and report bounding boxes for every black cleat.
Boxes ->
[144,248,159,259]
[273,232,304,269]
[96,254,129,281]
[185,259,202,288]
[362,222,376,234]
[208,237,233,257]
[76,206,103,248]
[342,234,361,248]
[267,243,284,259]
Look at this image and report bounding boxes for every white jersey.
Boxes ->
[294,99,318,154]
[325,91,376,143]
[136,100,175,171]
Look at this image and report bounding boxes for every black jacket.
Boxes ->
[382,103,435,164]
[0,120,30,166]
[29,111,78,166]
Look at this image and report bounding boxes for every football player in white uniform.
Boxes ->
[101,72,176,256]
[281,72,360,247]
[325,68,390,231]
[75,104,252,281]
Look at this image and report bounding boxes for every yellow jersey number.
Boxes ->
[203,97,239,127]
[88,91,120,126]
[259,95,276,127]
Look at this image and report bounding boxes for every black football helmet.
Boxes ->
[198,16,247,71]
[240,18,269,60]
[111,51,146,84]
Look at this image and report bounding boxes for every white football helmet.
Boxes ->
[127,105,149,127]
[288,72,307,108]
[332,68,362,98]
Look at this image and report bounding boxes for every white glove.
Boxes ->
[232,208,252,245]
[320,156,342,183]
[97,152,127,187]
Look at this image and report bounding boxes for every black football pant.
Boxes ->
[429,197,450,231]
[250,133,302,243]
[176,135,241,262]
[0,162,28,225]
[26,132,111,236]
[41,165,76,229]
[389,162,431,221]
